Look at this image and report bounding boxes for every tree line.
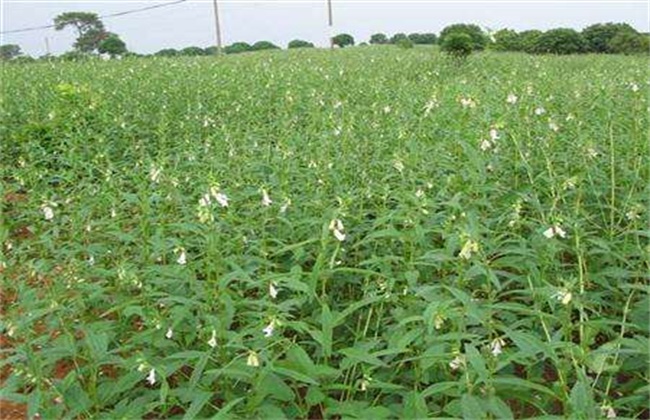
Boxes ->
[1,14,647,62]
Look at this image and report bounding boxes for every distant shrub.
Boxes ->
[369,33,388,44]
[390,33,408,44]
[155,48,179,57]
[608,31,649,54]
[408,33,437,45]
[180,46,206,56]
[288,39,314,49]
[491,29,521,51]
[439,24,488,51]
[534,28,587,54]
[0,44,22,61]
[59,50,92,61]
[396,38,414,49]
[333,33,355,48]
[518,30,543,54]
[441,32,474,59]
[251,41,280,51]
[582,22,637,53]
[224,42,251,54]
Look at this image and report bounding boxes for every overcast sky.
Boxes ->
[1,0,648,56]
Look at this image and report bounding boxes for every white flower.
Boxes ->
[480,139,493,151]
[383,106,391,114]
[449,354,465,371]
[146,368,156,385]
[280,199,291,214]
[601,404,617,418]
[329,219,346,242]
[42,205,54,221]
[360,375,372,391]
[434,314,445,330]
[586,147,599,159]
[165,328,173,339]
[549,121,559,132]
[269,282,278,299]
[247,351,260,367]
[206,329,217,348]
[543,225,567,239]
[176,249,187,265]
[110,208,117,218]
[415,189,425,199]
[490,337,506,357]
[199,193,211,207]
[489,128,499,141]
[393,160,405,173]
[506,93,518,104]
[88,255,95,266]
[629,83,639,92]
[213,192,229,208]
[424,99,439,115]
[553,289,573,305]
[262,320,275,337]
[149,166,162,183]
[459,97,476,108]
[459,239,479,260]
[261,189,272,207]
[534,107,546,116]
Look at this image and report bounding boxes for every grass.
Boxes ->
[1,47,648,419]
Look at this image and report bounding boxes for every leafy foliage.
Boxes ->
[534,28,587,54]
[333,33,355,48]
[369,33,389,45]
[608,31,649,55]
[1,46,648,419]
[54,12,107,53]
[98,34,127,58]
[491,29,522,52]
[224,42,252,54]
[582,22,638,53]
[408,33,437,45]
[0,44,22,60]
[288,39,314,49]
[439,24,488,51]
[250,41,280,51]
[441,32,474,59]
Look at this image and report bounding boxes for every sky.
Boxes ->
[1,0,648,56]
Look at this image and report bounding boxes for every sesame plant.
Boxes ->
[1,48,648,419]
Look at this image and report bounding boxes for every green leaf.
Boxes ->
[182,391,213,420]
[211,397,245,419]
[569,373,598,419]
[403,391,428,419]
[461,393,487,420]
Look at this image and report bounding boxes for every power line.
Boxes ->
[0,0,188,35]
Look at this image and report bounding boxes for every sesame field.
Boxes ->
[1,47,649,418]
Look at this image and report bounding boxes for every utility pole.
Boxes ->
[212,0,223,55]
[327,0,334,49]
[44,37,50,55]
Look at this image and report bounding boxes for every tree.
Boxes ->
[224,42,252,54]
[396,38,414,49]
[408,33,437,44]
[0,44,22,60]
[439,24,488,51]
[441,32,474,59]
[491,29,521,51]
[369,33,388,44]
[582,23,637,53]
[519,30,543,53]
[390,33,408,44]
[332,33,354,48]
[608,31,649,54]
[54,12,107,53]
[251,41,280,51]
[288,39,314,48]
[534,28,587,54]
[180,46,206,56]
[98,34,127,57]
[155,48,179,57]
